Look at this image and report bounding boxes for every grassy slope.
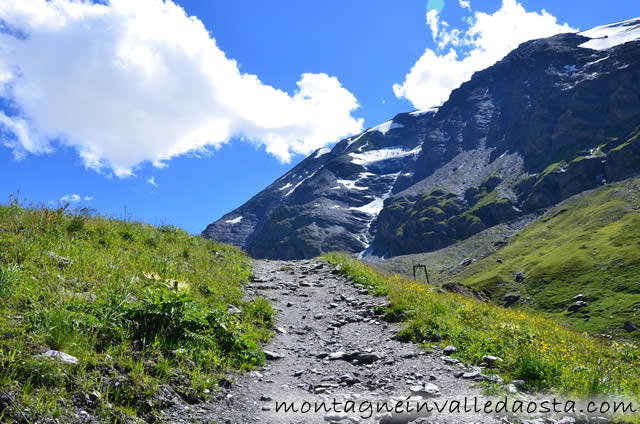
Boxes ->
[0,202,272,422]
[326,253,640,410]
[369,215,537,283]
[452,178,640,338]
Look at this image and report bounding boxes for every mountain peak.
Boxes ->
[578,17,640,50]
[203,17,640,260]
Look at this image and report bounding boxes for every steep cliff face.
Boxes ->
[204,18,640,260]
[203,110,437,259]
[201,145,330,249]
[371,25,640,257]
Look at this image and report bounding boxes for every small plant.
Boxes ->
[17,357,70,389]
[244,297,274,327]
[513,352,548,387]
[0,263,21,296]
[382,303,408,322]
[124,288,209,347]
[120,230,135,242]
[66,215,85,233]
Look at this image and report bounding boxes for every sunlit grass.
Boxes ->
[325,253,640,403]
[0,199,272,421]
[452,179,640,337]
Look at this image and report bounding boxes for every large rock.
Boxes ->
[443,345,457,355]
[409,383,441,397]
[568,301,588,312]
[35,349,79,365]
[504,293,521,307]
[482,355,504,367]
[263,350,284,360]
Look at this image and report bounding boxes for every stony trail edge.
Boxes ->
[194,259,589,424]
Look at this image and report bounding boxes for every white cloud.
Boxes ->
[58,193,92,203]
[60,194,81,203]
[394,0,577,109]
[426,10,440,40]
[459,0,472,11]
[0,0,363,177]
[147,176,158,187]
[0,111,46,160]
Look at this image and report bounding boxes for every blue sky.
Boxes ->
[0,0,638,233]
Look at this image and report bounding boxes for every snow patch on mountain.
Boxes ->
[335,179,368,191]
[345,133,365,149]
[585,56,609,67]
[314,148,331,159]
[350,197,385,215]
[409,107,439,117]
[368,120,405,135]
[349,146,421,166]
[352,172,402,256]
[279,183,293,191]
[284,169,319,197]
[358,172,376,180]
[579,17,640,50]
[225,216,243,224]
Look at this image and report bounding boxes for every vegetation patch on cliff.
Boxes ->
[375,181,519,257]
[453,178,640,339]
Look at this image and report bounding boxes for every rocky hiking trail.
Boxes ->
[200,259,580,424]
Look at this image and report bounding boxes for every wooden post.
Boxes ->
[412,264,430,284]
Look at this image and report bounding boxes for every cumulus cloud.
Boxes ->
[147,176,158,187]
[394,0,577,109]
[459,0,472,11]
[60,194,81,203]
[426,10,440,41]
[0,0,363,177]
[49,194,92,204]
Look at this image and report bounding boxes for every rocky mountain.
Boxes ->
[202,111,436,259]
[203,18,640,260]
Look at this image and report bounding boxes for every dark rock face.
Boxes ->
[371,32,640,257]
[201,146,330,249]
[203,21,640,260]
[624,321,638,333]
[504,293,521,307]
[568,301,588,312]
[203,111,436,259]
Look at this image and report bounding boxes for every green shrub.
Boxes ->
[66,215,85,233]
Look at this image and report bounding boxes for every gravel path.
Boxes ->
[205,259,523,424]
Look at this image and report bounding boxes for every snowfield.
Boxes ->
[579,17,640,50]
[368,120,404,135]
[335,179,368,191]
[349,146,421,166]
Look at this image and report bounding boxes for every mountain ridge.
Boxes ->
[203,17,640,260]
